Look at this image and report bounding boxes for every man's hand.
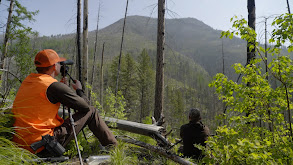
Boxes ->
[72,80,82,90]
[60,77,68,85]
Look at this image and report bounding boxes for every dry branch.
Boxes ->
[104,117,171,147]
[117,137,195,165]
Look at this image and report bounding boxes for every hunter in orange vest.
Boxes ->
[12,49,117,154]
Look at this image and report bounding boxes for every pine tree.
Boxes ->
[109,54,138,120]
[137,49,155,122]
[120,54,138,118]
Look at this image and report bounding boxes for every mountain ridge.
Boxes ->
[90,15,246,79]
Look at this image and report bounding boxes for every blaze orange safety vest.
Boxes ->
[12,73,64,153]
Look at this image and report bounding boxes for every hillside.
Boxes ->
[90,15,247,80]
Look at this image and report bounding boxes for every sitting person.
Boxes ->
[180,108,210,160]
[12,49,118,156]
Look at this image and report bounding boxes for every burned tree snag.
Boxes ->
[1,0,14,70]
[154,0,165,123]
[115,0,129,96]
[247,0,256,64]
[76,0,82,82]
[83,0,89,95]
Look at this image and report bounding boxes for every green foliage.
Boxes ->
[7,0,39,79]
[137,49,155,122]
[271,14,293,52]
[1,0,39,104]
[0,109,37,164]
[221,16,257,51]
[109,53,139,120]
[0,137,38,165]
[120,54,138,114]
[64,127,101,158]
[108,141,138,165]
[203,14,293,164]
[103,87,127,120]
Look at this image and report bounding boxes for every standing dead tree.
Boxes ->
[246,0,256,124]
[154,0,165,124]
[89,1,101,102]
[1,0,14,94]
[76,0,82,82]
[100,42,105,107]
[1,0,14,71]
[286,0,291,14]
[83,0,89,95]
[247,0,256,64]
[115,0,129,96]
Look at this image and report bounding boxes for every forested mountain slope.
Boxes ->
[93,15,246,79]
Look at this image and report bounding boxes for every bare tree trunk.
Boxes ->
[1,1,13,68]
[221,39,224,90]
[83,0,89,95]
[89,2,101,102]
[221,38,226,115]
[140,88,144,123]
[247,0,256,64]
[1,0,13,69]
[264,18,268,80]
[1,0,14,93]
[115,0,129,96]
[287,0,291,14]
[100,42,105,108]
[264,17,273,132]
[76,0,82,82]
[154,0,165,122]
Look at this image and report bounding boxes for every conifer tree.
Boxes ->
[120,54,138,118]
[110,54,138,120]
[137,49,155,122]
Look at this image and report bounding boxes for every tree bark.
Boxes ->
[83,0,89,95]
[1,0,14,92]
[140,88,144,123]
[247,0,256,64]
[287,0,291,14]
[100,42,105,108]
[76,0,82,82]
[154,0,165,122]
[104,117,170,147]
[115,0,129,96]
[1,0,14,69]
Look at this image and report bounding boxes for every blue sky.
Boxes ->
[0,0,291,37]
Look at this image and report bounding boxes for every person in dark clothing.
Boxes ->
[180,108,209,160]
[12,49,118,155]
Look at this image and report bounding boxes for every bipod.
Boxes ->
[60,60,83,165]
[68,108,83,165]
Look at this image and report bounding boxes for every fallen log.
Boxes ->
[117,137,195,165]
[104,117,171,147]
